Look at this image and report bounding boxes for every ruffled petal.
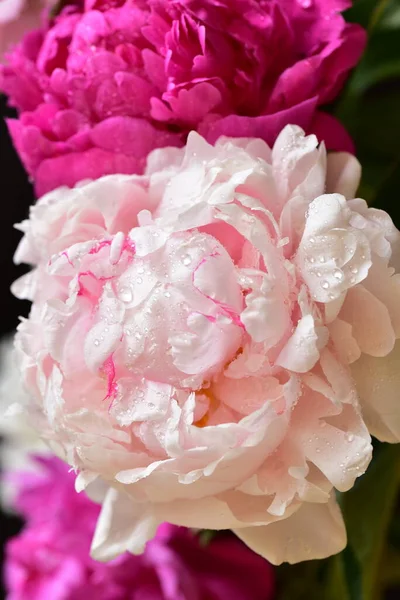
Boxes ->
[233,494,346,565]
[351,342,400,443]
[91,487,160,561]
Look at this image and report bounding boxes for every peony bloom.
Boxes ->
[0,0,365,195]
[0,336,50,511]
[4,455,275,600]
[13,125,400,565]
[0,1,57,61]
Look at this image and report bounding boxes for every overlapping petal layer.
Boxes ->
[14,125,400,564]
[1,0,365,194]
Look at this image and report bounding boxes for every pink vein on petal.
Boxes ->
[192,250,245,329]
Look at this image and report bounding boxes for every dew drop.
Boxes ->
[316,271,322,277]
[181,254,192,266]
[298,0,312,8]
[333,269,343,280]
[308,256,315,264]
[136,277,143,284]
[119,287,133,303]
[346,433,354,442]
[319,255,325,263]
[350,266,358,275]
[94,339,100,347]
[321,280,330,290]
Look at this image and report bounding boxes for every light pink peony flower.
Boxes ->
[0,0,365,195]
[13,125,400,565]
[0,1,56,61]
[5,455,275,600]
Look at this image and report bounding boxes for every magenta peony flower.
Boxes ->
[0,0,365,195]
[4,455,275,600]
[13,125,400,565]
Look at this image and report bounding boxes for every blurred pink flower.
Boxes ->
[14,124,400,565]
[5,455,275,600]
[0,1,56,61]
[0,0,365,195]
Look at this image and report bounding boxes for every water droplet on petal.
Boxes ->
[94,339,100,346]
[119,287,133,303]
[181,254,192,266]
[298,0,312,8]
[346,433,354,443]
[333,269,343,280]
[321,280,330,289]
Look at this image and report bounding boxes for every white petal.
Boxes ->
[351,341,400,442]
[91,487,159,561]
[276,315,325,373]
[233,495,346,565]
[326,153,361,199]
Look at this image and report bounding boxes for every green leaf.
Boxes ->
[276,561,325,600]
[329,445,400,600]
[345,0,392,30]
[380,547,400,588]
[197,529,217,546]
[335,80,400,214]
[350,30,400,93]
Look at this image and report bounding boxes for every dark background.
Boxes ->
[0,95,32,599]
